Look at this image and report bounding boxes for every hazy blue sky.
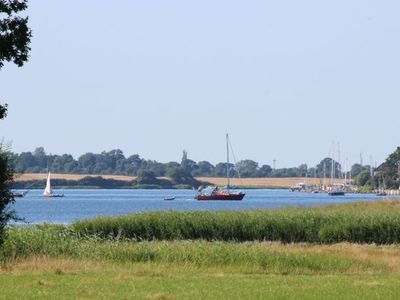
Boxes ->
[1,0,399,168]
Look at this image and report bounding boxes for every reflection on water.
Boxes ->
[10,189,397,224]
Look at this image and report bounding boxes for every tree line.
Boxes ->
[8,147,372,179]
[354,147,400,190]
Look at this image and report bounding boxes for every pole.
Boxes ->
[226,133,230,190]
[331,142,335,186]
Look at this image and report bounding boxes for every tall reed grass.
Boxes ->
[72,207,400,244]
[0,225,383,274]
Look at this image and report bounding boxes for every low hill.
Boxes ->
[15,173,345,188]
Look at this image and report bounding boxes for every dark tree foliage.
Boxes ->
[354,170,371,187]
[0,0,31,118]
[235,160,258,178]
[374,147,400,189]
[136,170,157,184]
[0,103,6,119]
[0,150,16,244]
[0,0,31,69]
[192,161,215,176]
[315,158,342,179]
[0,0,31,244]
[258,164,272,177]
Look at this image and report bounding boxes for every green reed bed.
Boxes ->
[71,204,400,244]
[0,225,383,275]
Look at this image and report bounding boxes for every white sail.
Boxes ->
[43,172,53,196]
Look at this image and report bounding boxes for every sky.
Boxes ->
[1,0,399,168]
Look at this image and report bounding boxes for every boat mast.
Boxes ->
[226,133,230,191]
[331,142,335,186]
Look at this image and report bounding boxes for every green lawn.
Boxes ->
[1,261,400,299]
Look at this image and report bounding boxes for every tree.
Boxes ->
[136,169,157,184]
[192,161,215,176]
[0,0,32,115]
[0,0,31,68]
[0,103,6,119]
[0,148,16,244]
[0,0,31,245]
[374,147,400,189]
[181,150,188,171]
[180,150,197,174]
[33,147,47,170]
[235,160,258,177]
[167,153,199,187]
[78,152,97,173]
[354,170,371,187]
[167,166,194,185]
[350,164,363,178]
[258,164,272,177]
[214,162,235,177]
[316,158,342,179]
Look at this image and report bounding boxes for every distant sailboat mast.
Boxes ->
[226,133,230,192]
[331,142,335,186]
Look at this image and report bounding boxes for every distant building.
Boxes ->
[374,163,387,176]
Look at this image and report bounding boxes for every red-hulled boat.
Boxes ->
[195,189,245,201]
[195,134,245,201]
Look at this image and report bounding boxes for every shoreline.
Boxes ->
[14,173,344,189]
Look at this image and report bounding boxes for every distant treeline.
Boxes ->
[9,147,373,179]
[12,176,184,190]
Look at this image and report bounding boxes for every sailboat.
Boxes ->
[43,172,64,198]
[195,134,245,201]
[328,145,345,196]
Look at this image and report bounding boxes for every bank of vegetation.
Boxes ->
[0,225,383,275]
[1,200,400,271]
[71,200,400,244]
[2,200,400,298]
[2,200,398,272]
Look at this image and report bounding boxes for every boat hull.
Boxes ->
[44,194,64,198]
[328,192,345,196]
[195,193,245,201]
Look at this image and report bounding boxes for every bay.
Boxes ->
[10,189,396,224]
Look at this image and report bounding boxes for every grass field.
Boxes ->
[16,173,345,187]
[2,200,400,299]
[1,256,400,299]
[1,242,400,299]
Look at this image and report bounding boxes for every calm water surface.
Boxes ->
[11,189,398,224]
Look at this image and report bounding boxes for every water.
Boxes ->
[10,189,398,224]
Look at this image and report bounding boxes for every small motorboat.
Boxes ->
[164,196,176,201]
[328,191,345,196]
[12,190,29,198]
